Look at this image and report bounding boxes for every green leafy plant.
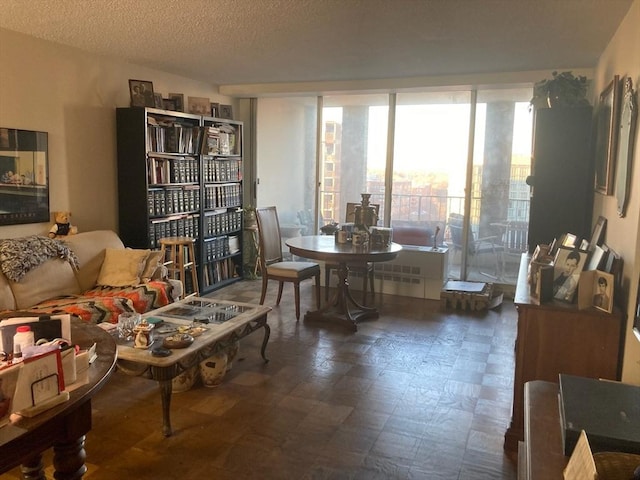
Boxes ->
[530,71,590,110]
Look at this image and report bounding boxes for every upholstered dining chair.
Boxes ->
[324,202,379,304]
[256,206,321,320]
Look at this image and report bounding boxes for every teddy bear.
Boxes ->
[48,211,78,238]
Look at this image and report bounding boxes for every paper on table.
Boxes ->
[563,430,597,480]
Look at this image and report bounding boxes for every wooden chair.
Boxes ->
[325,202,379,304]
[256,206,321,320]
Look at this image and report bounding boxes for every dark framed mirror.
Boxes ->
[0,128,49,225]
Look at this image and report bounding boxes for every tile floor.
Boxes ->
[4,279,519,479]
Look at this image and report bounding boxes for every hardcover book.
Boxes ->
[559,374,640,456]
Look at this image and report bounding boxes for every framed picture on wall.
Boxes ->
[594,75,620,195]
[187,96,210,115]
[219,104,234,120]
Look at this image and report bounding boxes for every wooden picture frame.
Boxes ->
[153,93,163,109]
[162,98,177,111]
[187,96,210,115]
[594,75,620,195]
[128,79,155,107]
[168,93,184,112]
[552,246,588,302]
[219,104,233,119]
[592,271,614,313]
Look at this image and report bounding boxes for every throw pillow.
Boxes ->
[141,250,164,282]
[96,248,150,287]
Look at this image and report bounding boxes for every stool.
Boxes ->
[159,237,199,297]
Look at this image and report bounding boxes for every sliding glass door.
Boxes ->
[255,87,532,285]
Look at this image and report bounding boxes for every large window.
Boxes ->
[255,87,532,285]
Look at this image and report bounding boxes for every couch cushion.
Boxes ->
[97,248,150,287]
[63,230,125,291]
[10,259,81,310]
[141,250,164,282]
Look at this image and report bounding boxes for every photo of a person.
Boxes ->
[553,248,586,302]
[593,273,613,312]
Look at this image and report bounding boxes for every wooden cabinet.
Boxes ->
[116,107,244,295]
[504,254,623,453]
[527,107,593,253]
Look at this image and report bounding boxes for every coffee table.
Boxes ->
[116,297,271,436]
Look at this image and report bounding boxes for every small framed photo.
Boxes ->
[594,75,621,195]
[153,92,163,109]
[592,271,614,313]
[589,215,607,250]
[168,93,184,112]
[163,98,177,111]
[219,104,234,119]
[187,96,210,115]
[129,79,155,107]
[553,246,588,302]
[210,102,220,118]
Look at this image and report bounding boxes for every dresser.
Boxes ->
[504,254,624,453]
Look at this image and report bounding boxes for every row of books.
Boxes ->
[148,214,199,249]
[203,157,241,183]
[147,123,202,155]
[202,257,241,287]
[202,124,239,156]
[204,183,242,210]
[147,155,199,185]
[147,117,241,157]
[203,235,240,262]
[204,210,243,237]
[148,186,200,217]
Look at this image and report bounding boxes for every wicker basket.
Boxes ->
[593,452,640,480]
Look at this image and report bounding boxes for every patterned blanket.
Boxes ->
[0,235,80,282]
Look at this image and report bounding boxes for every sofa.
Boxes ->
[0,230,181,324]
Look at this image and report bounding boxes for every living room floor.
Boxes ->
[6,280,519,480]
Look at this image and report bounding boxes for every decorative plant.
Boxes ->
[530,71,590,110]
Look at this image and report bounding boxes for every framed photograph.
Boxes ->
[0,128,49,226]
[561,233,577,248]
[187,96,210,115]
[219,104,234,119]
[552,246,588,302]
[163,98,177,111]
[589,215,607,250]
[128,79,155,107]
[586,244,606,271]
[592,271,614,313]
[594,75,620,195]
[168,93,184,112]
[153,92,163,109]
[210,102,220,118]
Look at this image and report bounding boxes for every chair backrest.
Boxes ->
[447,213,475,253]
[256,206,284,267]
[503,220,529,253]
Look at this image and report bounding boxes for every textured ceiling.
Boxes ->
[0,0,633,87]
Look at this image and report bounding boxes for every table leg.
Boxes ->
[260,323,271,362]
[19,454,45,480]
[306,262,379,330]
[52,436,87,480]
[150,365,178,437]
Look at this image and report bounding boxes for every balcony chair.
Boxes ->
[256,206,321,320]
[447,212,502,279]
[324,202,379,305]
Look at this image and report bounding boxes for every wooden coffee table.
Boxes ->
[116,297,271,436]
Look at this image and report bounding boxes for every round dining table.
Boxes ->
[286,235,402,331]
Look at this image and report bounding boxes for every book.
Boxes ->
[559,374,640,456]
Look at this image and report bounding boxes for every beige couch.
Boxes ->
[0,230,181,323]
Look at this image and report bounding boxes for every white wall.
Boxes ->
[0,28,232,239]
[592,0,640,383]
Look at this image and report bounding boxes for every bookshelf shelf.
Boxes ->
[116,107,245,295]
